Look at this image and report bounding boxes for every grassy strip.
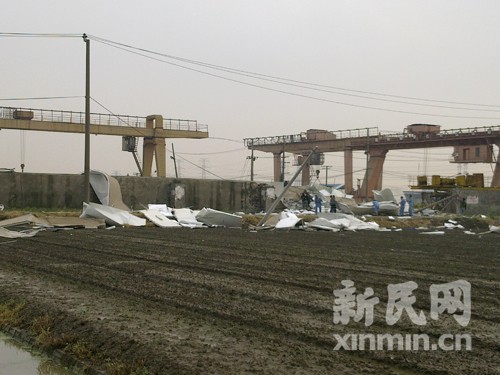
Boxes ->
[0,300,150,375]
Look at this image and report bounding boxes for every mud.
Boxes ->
[0,228,498,374]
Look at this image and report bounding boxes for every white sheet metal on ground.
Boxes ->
[421,231,445,235]
[141,209,180,228]
[314,212,379,231]
[489,225,500,233]
[147,204,174,218]
[174,208,205,228]
[343,215,379,231]
[0,214,50,228]
[275,212,302,229]
[0,227,41,238]
[196,208,242,228]
[90,170,129,211]
[307,218,341,231]
[80,202,145,227]
[45,217,106,229]
[444,223,465,230]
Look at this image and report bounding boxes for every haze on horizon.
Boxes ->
[1,1,499,191]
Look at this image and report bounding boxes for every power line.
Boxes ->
[89,35,500,109]
[88,35,500,119]
[0,96,83,101]
[0,32,80,38]
[176,147,245,155]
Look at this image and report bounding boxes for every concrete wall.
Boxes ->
[460,189,500,217]
[0,172,268,213]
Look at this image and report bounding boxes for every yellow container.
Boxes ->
[456,175,466,186]
[431,175,441,186]
[417,175,428,186]
[472,173,484,188]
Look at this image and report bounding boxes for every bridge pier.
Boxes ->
[143,115,167,177]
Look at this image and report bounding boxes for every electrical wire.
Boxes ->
[88,35,500,119]
[0,32,81,38]
[173,153,227,180]
[176,147,245,155]
[0,96,83,101]
[89,35,500,109]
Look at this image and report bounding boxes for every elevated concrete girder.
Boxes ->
[359,147,388,199]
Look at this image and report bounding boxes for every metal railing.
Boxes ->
[244,125,500,147]
[0,106,208,132]
[373,125,500,143]
[244,127,379,147]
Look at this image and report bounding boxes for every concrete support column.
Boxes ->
[492,144,500,187]
[344,149,353,194]
[301,161,310,186]
[142,137,155,177]
[273,153,282,182]
[143,115,166,177]
[359,147,388,200]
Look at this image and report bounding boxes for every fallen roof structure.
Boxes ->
[196,208,242,228]
[80,202,146,227]
[90,170,130,211]
[141,209,181,228]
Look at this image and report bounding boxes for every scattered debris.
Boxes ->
[173,208,205,228]
[196,208,242,228]
[141,209,181,228]
[0,214,50,228]
[147,204,175,218]
[0,227,41,238]
[489,225,500,234]
[90,170,130,211]
[80,202,146,227]
[275,212,302,229]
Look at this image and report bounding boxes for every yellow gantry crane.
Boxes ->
[0,107,208,177]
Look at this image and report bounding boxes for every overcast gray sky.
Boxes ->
[1,1,499,189]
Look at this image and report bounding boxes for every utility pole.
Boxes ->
[365,127,370,201]
[247,140,256,181]
[201,158,207,179]
[83,33,91,203]
[170,143,178,178]
[257,148,318,226]
[322,165,331,185]
[281,140,285,182]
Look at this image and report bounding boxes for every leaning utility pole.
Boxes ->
[171,143,179,178]
[257,148,318,227]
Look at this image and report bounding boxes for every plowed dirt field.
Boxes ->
[0,227,498,374]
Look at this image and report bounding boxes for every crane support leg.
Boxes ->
[359,147,388,199]
[142,115,167,177]
[492,143,500,187]
[273,152,282,182]
[301,161,310,185]
[344,149,353,194]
